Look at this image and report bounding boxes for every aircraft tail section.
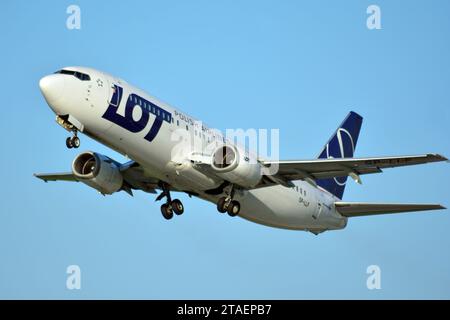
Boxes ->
[316,111,363,199]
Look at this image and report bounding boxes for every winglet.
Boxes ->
[428,153,448,162]
[34,173,48,183]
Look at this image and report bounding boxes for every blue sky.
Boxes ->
[0,0,449,299]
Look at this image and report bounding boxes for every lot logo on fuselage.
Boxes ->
[102,85,172,142]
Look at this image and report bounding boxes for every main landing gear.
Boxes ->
[216,184,241,217]
[156,183,184,220]
[66,131,80,149]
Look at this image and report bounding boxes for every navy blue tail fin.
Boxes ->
[316,111,363,199]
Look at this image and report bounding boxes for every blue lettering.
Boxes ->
[102,85,171,142]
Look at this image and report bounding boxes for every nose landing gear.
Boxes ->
[66,131,80,149]
[156,182,184,220]
[56,116,81,149]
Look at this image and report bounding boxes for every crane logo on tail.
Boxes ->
[316,111,363,199]
[325,128,355,186]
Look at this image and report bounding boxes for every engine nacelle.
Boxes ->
[210,145,262,188]
[72,151,123,194]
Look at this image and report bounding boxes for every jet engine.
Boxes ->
[72,151,123,194]
[210,145,262,188]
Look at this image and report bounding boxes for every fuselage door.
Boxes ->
[313,202,322,220]
[108,81,122,107]
[313,193,326,220]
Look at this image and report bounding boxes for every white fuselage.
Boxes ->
[40,67,347,233]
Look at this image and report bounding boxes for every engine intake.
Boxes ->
[212,146,238,171]
[210,145,262,188]
[72,151,123,194]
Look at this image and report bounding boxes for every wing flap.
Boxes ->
[335,202,446,217]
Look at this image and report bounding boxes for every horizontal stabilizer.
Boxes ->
[335,202,446,217]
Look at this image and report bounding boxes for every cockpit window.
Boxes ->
[75,72,91,81]
[57,69,75,76]
[54,69,91,81]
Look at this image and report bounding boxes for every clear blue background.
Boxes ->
[0,0,449,299]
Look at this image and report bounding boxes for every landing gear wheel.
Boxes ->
[227,200,240,217]
[71,136,80,148]
[160,203,174,220]
[66,137,73,149]
[171,199,184,215]
[217,197,228,213]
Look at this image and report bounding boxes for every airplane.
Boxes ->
[35,66,447,234]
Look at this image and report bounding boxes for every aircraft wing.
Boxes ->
[261,154,447,185]
[34,161,159,195]
[335,202,446,217]
[34,172,77,182]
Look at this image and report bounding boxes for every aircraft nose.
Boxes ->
[39,74,65,106]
